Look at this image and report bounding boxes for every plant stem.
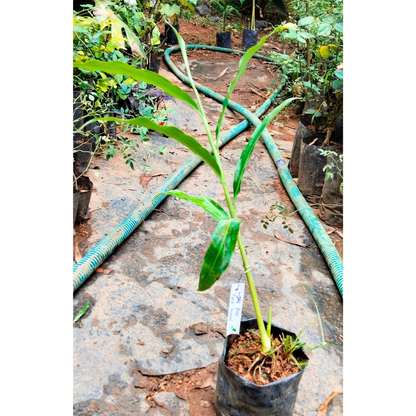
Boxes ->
[179,36,271,353]
[236,233,271,352]
[251,0,256,31]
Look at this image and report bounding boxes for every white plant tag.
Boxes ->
[226,283,245,336]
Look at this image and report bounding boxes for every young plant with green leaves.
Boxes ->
[272,1,343,140]
[160,0,197,25]
[74,26,297,354]
[212,0,243,33]
[319,149,343,194]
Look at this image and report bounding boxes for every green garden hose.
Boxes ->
[73,45,343,298]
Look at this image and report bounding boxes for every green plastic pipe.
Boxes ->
[164,45,343,297]
[73,45,343,298]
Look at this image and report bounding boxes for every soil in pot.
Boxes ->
[76,176,93,222]
[216,31,231,48]
[214,318,308,416]
[242,29,258,49]
[165,24,179,45]
[298,135,342,205]
[226,330,301,385]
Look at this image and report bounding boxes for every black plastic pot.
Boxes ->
[147,52,161,74]
[289,119,315,179]
[242,29,258,49]
[214,318,308,416]
[73,139,93,175]
[298,135,342,205]
[165,24,179,45]
[319,152,343,227]
[216,31,231,48]
[76,176,93,222]
[106,110,117,140]
[73,187,81,226]
[73,89,84,141]
[85,120,101,153]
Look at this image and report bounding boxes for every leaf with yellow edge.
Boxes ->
[124,77,136,86]
[328,44,338,51]
[320,46,331,60]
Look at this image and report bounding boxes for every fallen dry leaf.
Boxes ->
[74,243,83,263]
[317,391,342,415]
[96,268,110,274]
[282,154,291,159]
[194,373,214,389]
[336,230,343,238]
[308,138,318,146]
[140,173,163,189]
[274,230,309,247]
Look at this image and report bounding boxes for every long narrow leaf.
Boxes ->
[270,0,287,15]
[73,301,90,324]
[215,27,281,143]
[233,97,298,202]
[170,26,202,114]
[73,60,199,112]
[199,219,240,291]
[303,284,326,344]
[267,304,272,338]
[97,116,222,178]
[163,190,230,221]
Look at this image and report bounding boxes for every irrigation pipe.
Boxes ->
[73,45,343,298]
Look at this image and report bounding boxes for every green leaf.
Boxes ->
[73,301,90,324]
[114,73,123,83]
[160,4,181,17]
[267,304,272,338]
[199,219,241,291]
[177,0,195,12]
[317,23,332,36]
[270,0,286,15]
[334,23,343,33]
[305,108,316,114]
[322,16,335,24]
[73,60,199,112]
[297,34,306,44]
[298,16,314,27]
[334,69,343,79]
[97,116,222,178]
[233,97,298,203]
[215,26,283,143]
[332,79,343,89]
[163,190,230,221]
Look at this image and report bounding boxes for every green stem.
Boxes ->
[236,233,271,352]
[251,0,256,31]
[179,38,270,353]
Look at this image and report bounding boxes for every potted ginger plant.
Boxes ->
[74,25,333,415]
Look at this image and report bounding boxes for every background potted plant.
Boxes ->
[212,0,243,48]
[74,24,336,413]
[268,2,343,205]
[242,0,259,48]
[160,0,197,45]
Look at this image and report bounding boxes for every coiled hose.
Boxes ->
[73,45,343,298]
